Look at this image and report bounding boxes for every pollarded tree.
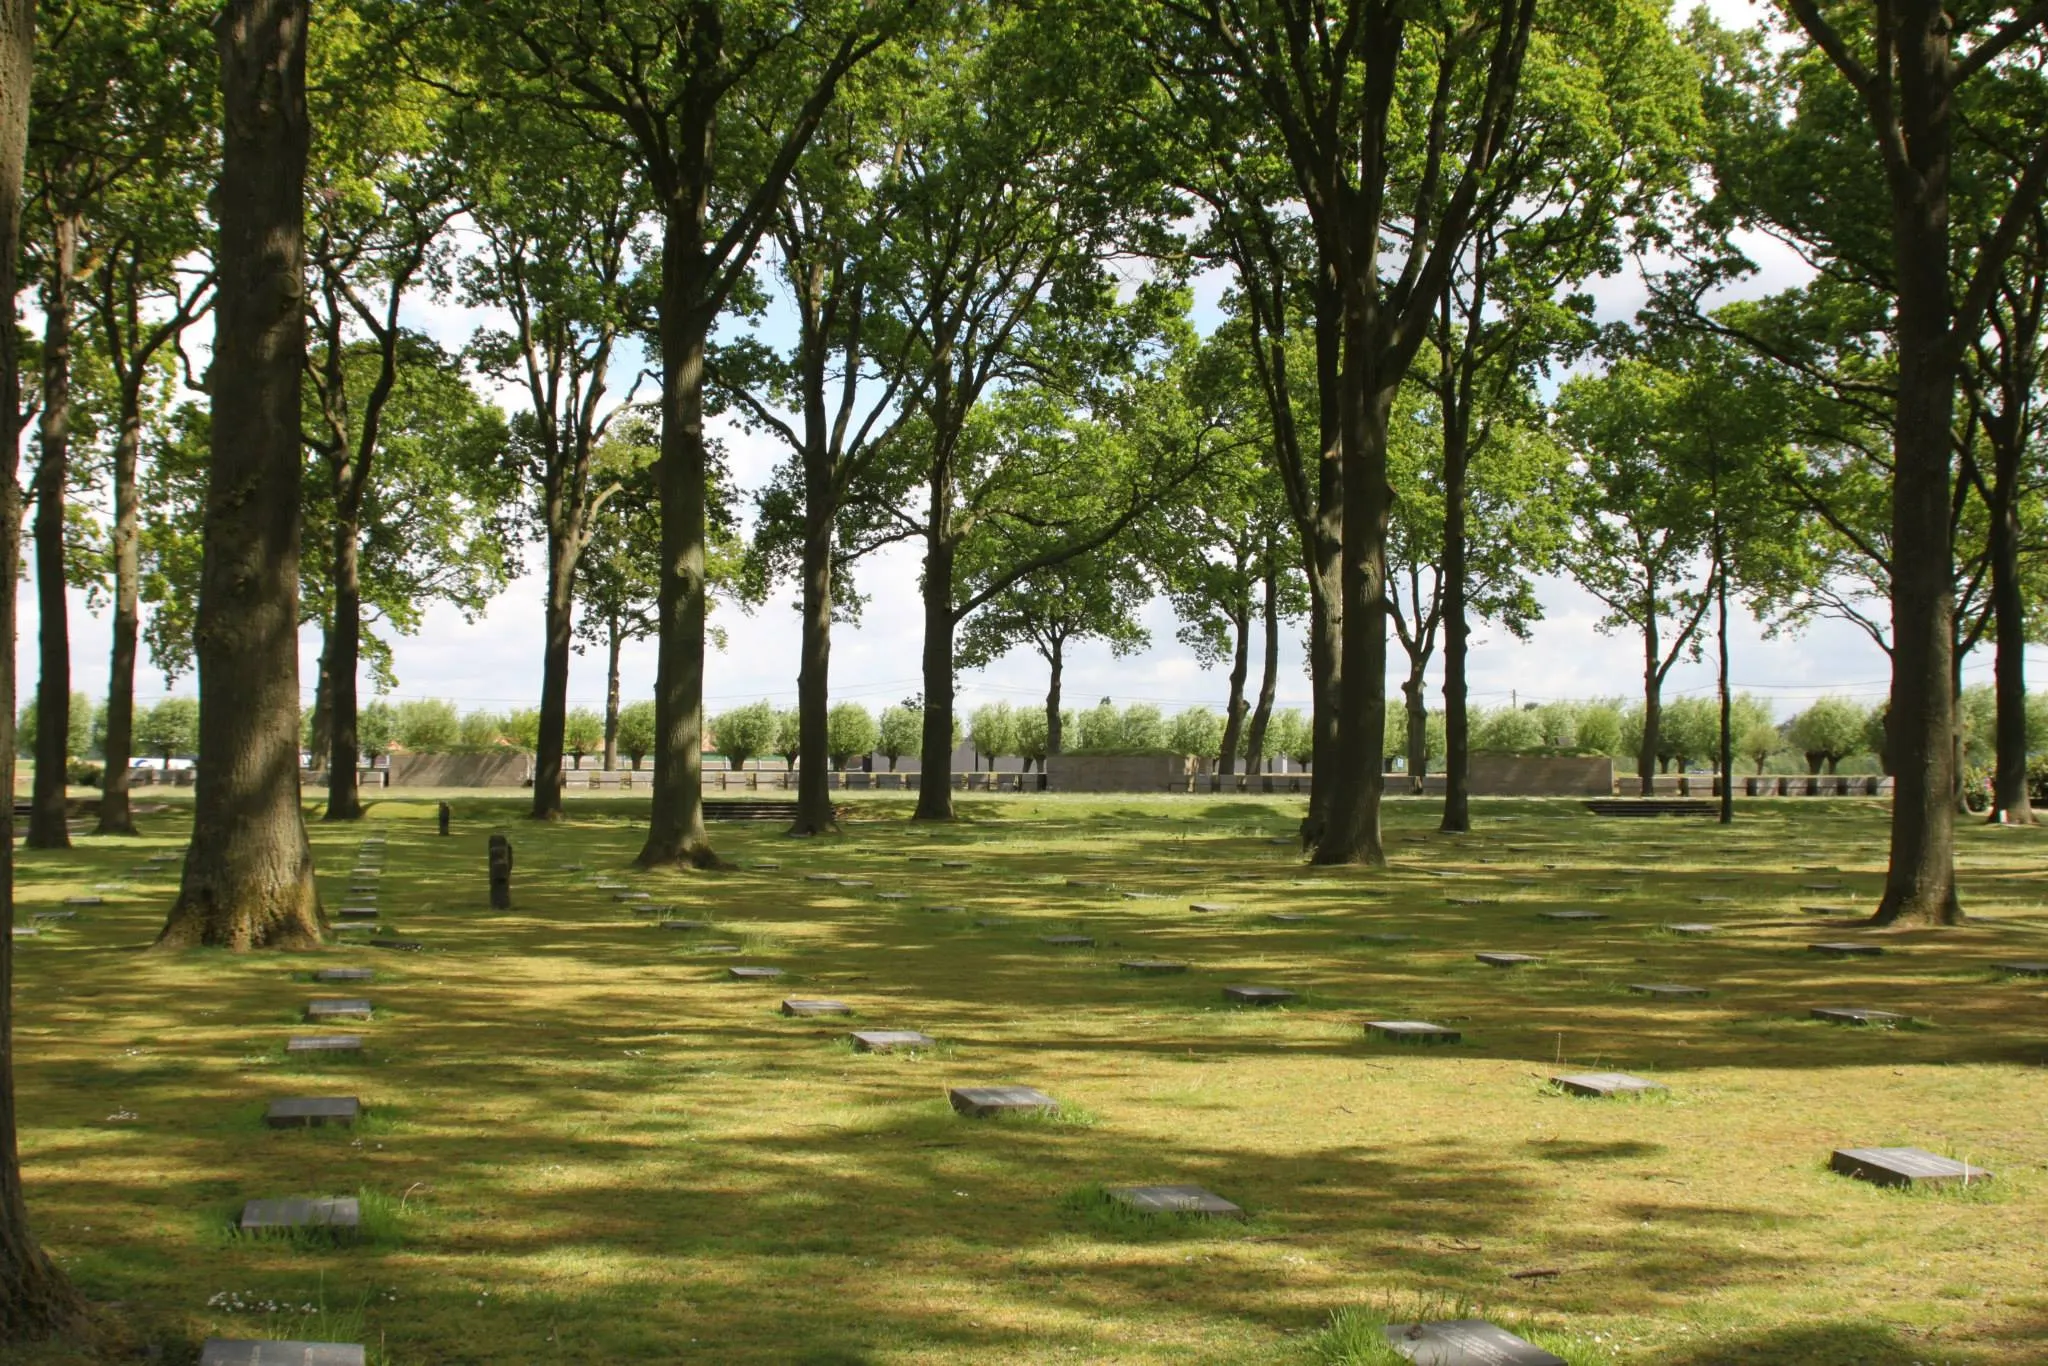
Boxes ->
[1789,695,1869,773]
[457,710,505,751]
[826,702,877,769]
[573,420,663,771]
[563,708,604,768]
[617,701,657,770]
[1660,695,1721,771]
[875,705,919,771]
[133,697,198,768]
[1168,708,1224,769]
[714,701,779,774]
[156,0,324,951]
[967,702,1017,770]
[394,699,458,753]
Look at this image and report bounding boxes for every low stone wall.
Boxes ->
[1468,754,1615,796]
[388,752,533,788]
[1045,753,1189,793]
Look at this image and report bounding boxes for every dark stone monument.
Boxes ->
[438,801,450,836]
[727,966,784,981]
[1040,934,1094,947]
[1367,1020,1461,1044]
[305,999,372,1022]
[1105,1184,1244,1218]
[1809,942,1884,957]
[1118,960,1188,974]
[1810,1007,1906,1026]
[851,1030,933,1052]
[781,998,850,1017]
[1382,1319,1565,1366]
[1537,910,1605,922]
[1830,1146,1990,1188]
[949,1085,1057,1117]
[489,834,514,910]
[1475,952,1541,967]
[238,1197,359,1240]
[286,1035,363,1054]
[264,1097,361,1129]
[200,1340,367,1366]
[1628,983,1708,999]
[1551,1071,1664,1097]
[1223,985,1295,1006]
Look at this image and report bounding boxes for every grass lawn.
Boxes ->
[8,792,2047,1364]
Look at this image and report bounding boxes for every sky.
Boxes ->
[19,5,2046,736]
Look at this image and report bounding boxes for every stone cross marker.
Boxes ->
[489,834,514,909]
[438,801,451,836]
[200,1340,367,1366]
[1830,1146,1990,1188]
[1382,1319,1566,1365]
[1105,1184,1244,1219]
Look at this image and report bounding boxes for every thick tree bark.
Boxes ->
[1243,564,1279,781]
[1986,432,2033,822]
[1305,270,1343,835]
[1,0,89,1336]
[95,385,144,835]
[322,517,362,821]
[1440,426,1471,832]
[157,0,322,949]
[27,216,76,851]
[914,510,957,822]
[1044,635,1064,756]
[789,469,836,834]
[1639,605,1663,798]
[533,498,575,819]
[1217,608,1250,779]
[636,221,717,867]
[1402,670,1428,793]
[603,614,622,774]
[1716,551,1733,825]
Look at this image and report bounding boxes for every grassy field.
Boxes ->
[7,792,2047,1365]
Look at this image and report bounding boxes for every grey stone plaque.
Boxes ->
[10,927,40,940]
[1537,910,1605,922]
[264,1097,361,1129]
[781,998,850,1016]
[1105,1184,1244,1218]
[1552,1071,1664,1097]
[1810,1007,1905,1025]
[348,884,377,895]
[851,1030,933,1052]
[614,891,651,902]
[949,1085,1057,1117]
[1040,934,1094,947]
[305,999,372,1021]
[336,908,378,921]
[1628,983,1708,999]
[199,1339,367,1366]
[1118,960,1187,974]
[1692,895,1733,904]
[1382,1319,1565,1366]
[29,911,73,922]
[1223,985,1295,1006]
[838,879,872,888]
[695,943,743,954]
[64,895,103,907]
[877,892,909,902]
[1475,952,1540,967]
[1802,882,1845,891]
[238,1196,359,1239]
[313,968,373,983]
[1189,902,1236,914]
[1367,1020,1461,1044]
[1266,912,1313,923]
[1995,961,2048,977]
[727,966,784,980]
[806,873,840,883]
[1830,1146,1989,1188]
[1667,923,1717,935]
[1810,942,1884,957]
[927,904,968,914]
[284,1034,362,1054]
[659,919,712,932]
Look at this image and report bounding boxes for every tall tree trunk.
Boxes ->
[1987,432,2032,822]
[1716,550,1733,825]
[305,649,330,774]
[1244,564,1279,779]
[1044,635,1064,757]
[27,215,76,851]
[637,225,716,868]
[322,517,362,821]
[1217,607,1250,778]
[1304,267,1343,836]
[157,0,323,950]
[1439,353,1473,832]
[1402,669,1427,794]
[1315,317,1390,867]
[532,499,575,820]
[95,385,143,835]
[914,516,957,822]
[1,0,89,1336]
[603,614,622,773]
[789,467,835,834]
[1638,603,1661,797]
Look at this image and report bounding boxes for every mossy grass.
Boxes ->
[11,792,2048,1362]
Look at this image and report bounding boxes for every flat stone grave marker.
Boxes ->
[1119,959,1187,974]
[1068,879,1111,890]
[200,1339,367,1366]
[1801,904,1856,916]
[1996,961,2048,977]
[1382,1319,1566,1366]
[305,999,372,1022]
[752,861,780,871]
[660,919,712,932]
[1189,902,1236,914]
[907,855,937,863]
[10,926,38,939]
[365,939,422,952]
[1692,895,1733,904]
[1667,922,1717,936]
[694,943,743,954]
[264,1097,361,1129]
[31,911,74,923]
[805,874,840,883]
[1356,933,1415,944]
[851,1030,933,1052]
[1552,1071,1665,1097]
[1223,985,1295,1006]
[336,908,378,921]
[1629,983,1709,999]
[560,863,585,872]
[615,891,651,902]
[1446,896,1499,907]
[313,968,374,983]
[1040,934,1094,947]
[838,879,873,888]
[949,1085,1056,1117]
[1810,941,1884,957]
[942,861,971,869]
[727,966,784,981]
[972,917,1013,928]
[1830,1146,1990,1188]
[1803,882,1845,891]
[1367,1020,1461,1044]
[1475,952,1541,968]
[1267,912,1314,923]
[878,892,909,901]
[1590,884,1630,893]
[347,883,377,895]
[1811,1007,1906,1026]
[927,904,967,914]
[1538,910,1605,922]
[351,868,379,878]
[64,896,103,907]
[595,880,628,891]
[781,998,850,1017]
[238,1196,359,1240]
[1105,1184,1244,1218]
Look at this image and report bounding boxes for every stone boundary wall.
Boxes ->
[1044,753,1189,793]
[1468,754,1615,796]
[388,752,533,788]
